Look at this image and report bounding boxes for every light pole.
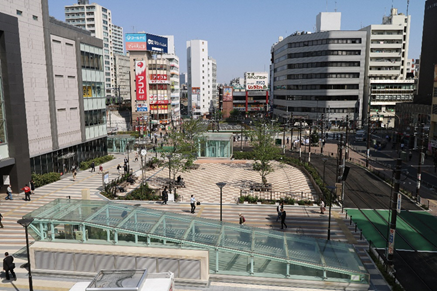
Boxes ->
[322,158,327,185]
[216,182,226,222]
[167,154,172,194]
[17,217,34,291]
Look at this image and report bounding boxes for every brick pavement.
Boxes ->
[147,160,316,204]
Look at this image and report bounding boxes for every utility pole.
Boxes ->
[282,118,286,154]
[240,122,243,150]
[308,124,312,162]
[337,134,344,208]
[416,123,424,201]
[299,118,302,161]
[290,113,294,151]
[321,113,324,154]
[345,115,349,160]
[366,117,371,167]
[387,158,402,265]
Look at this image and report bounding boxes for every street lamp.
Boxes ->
[322,158,328,185]
[216,182,226,222]
[167,154,172,194]
[17,217,34,291]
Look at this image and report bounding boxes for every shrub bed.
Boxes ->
[80,155,115,170]
[31,172,61,188]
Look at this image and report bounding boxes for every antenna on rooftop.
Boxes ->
[407,0,410,15]
[326,0,328,11]
[335,1,337,12]
[391,0,394,9]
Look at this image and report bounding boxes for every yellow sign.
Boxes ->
[83,86,92,97]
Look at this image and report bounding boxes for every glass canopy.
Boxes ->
[24,199,368,284]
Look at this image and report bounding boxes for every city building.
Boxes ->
[179,73,187,86]
[186,40,217,117]
[65,0,124,96]
[270,20,367,127]
[112,24,124,55]
[162,36,181,122]
[114,54,130,101]
[417,0,437,105]
[125,33,175,131]
[0,0,107,190]
[360,8,414,128]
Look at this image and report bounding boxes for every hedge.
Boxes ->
[31,172,61,188]
[80,155,115,170]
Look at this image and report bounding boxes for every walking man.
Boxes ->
[117,164,121,175]
[5,184,12,200]
[135,152,139,162]
[280,209,287,229]
[22,184,31,201]
[276,202,282,222]
[73,169,77,181]
[320,200,325,214]
[239,213,245,225]
[91,161,95,172]
[0,213,3,228]
[3,252,16,281]
[30,180,35,194]
[162,186,168,205]
[190,195,196,214]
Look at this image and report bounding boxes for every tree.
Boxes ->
[248,120,281,186]
[161,119,207,184]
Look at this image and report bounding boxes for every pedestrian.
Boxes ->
[239,213,245,225]
[153,146,156,152]
[280,209,287,229]
[124,157,128,165]
[73,169,77,181]
[21,184,31,201]
[123,164,128,174]
[0,213,3,228]
[160,132,163,138]
[162,186,168,205]
[5,184,12,200]
[320,200,325,214]
[91,161,95,172]
[30,180,35,194]
[287,137,289,144]
[3,252,16,281]
[409,151,413,161]
[155,137,158,145]
[117,164,121,175]
[275,203,282,222]
[135,152,139,162]
[190,195,196,213]
[99,164,103,173]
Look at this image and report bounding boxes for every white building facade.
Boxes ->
[361,8,414,128]
[65,1,123,96]
[186,40,217,117]
[114,54,130,100]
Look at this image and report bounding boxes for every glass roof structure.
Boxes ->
[24,199,369,284]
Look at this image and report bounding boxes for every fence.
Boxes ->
[240,189,318,202]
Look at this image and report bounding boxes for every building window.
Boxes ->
[16,10,22,16]
[33,15,38,20]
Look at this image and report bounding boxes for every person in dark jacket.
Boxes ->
[162,186,168,205]
[3,252,16,280]
[281,209,287,229]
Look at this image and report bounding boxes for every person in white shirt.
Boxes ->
[6,185,12,200]
[190,195,196,214]
[320,200,325,214]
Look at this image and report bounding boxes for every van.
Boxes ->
[355,130,366,142]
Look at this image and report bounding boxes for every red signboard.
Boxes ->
[135,61,147,101]
[149,74,169,84]
[247,85,264,90]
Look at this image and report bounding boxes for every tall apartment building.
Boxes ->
[162,36,180,121]
[270,22,367,126]
[112,24,124,55]
[417,0,437,105]
[0,0,107,190]
[65,0,123,96]
[114,54,130,100]
[360,8,414,128]
[186,40,217,117]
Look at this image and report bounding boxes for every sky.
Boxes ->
[48,0,426,84]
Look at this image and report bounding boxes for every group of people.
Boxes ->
[4,180,35,201]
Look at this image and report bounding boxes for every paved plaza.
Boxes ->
[0,151,389,291]
[148,159,316,203]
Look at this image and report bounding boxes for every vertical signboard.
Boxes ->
[223,87,233,102]
[192,87,200,112]
[135,61,147,101]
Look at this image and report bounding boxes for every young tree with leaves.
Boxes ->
[249,121,281,186]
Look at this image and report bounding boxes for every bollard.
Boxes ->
[345,212,348,219]
[360,229,363,240]
[350,216,353,225]
[354,223,358,232]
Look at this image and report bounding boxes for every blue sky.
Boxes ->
[48,0,426,83]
